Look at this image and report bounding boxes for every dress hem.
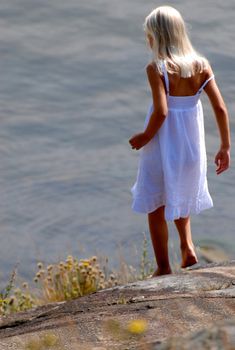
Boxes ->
[131,194,213,221]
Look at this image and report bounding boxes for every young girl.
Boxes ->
[129,6,230,277]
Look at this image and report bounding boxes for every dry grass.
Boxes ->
[0,233,156,315]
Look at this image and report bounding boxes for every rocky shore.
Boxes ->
[0,260,235,349]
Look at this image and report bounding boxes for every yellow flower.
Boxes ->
[127,319,147,334]
[80,259,90,265]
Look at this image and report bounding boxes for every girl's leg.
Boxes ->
[148,206,172,277]
[174,216,198,268]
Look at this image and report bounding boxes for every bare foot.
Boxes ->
[181,247,198,268]
[151,267,172,278]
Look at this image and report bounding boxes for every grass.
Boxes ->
[0,233,155,316]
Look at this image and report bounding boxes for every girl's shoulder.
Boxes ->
[192,58,214,78]
[145,61,166,81]
[145,61,165,86]
[145,61,159,74]
[202,64,214,79]
[145,60,213,77]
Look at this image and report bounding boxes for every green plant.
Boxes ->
[0,265,19,314]
[139,232,155,279]
[24,332,62,350]
[104,318,148,340]
[0,234,159,315]
[33,255,119,303]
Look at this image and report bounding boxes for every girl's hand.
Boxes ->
[129,132,149,150]
[214,148,230,175]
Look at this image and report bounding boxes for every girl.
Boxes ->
[129,6,230,277]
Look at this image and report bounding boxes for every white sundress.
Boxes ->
[131,62,214,221]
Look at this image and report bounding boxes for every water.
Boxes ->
[0,0,234,285]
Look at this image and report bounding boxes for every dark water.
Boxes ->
[1,0,234,284]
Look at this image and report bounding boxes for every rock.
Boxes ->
[0,260,235,349]
[151,317,235,350]
[196,244,231,263]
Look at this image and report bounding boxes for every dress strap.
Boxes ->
[161,61,170,95]
[197,74,215,94]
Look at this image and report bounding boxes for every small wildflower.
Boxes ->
[71,289,79,297]
[22,282,28,289]
[91,267,98,274]
[127,319,147,334]
[107,281,113,287]
[34,277,38,283]
[109,274,116,280]
[43,333,59,346]
[90,275,97,281]
[37,262,43,269]
[72,277,77,284]
[66,259,73,265]
[90,256,98,265]
[47,287,54,294]
[36,272,41,279]
[14,288,21,294]
[80,259,90,267]
[47,265,53,272]
[9,297,15,305]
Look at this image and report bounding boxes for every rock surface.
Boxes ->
[0,260,235,349]
[152,317,235,350]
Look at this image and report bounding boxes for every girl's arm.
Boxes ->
[204,66,231,175]
[129,63,168,150]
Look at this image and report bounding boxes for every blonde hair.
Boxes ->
[143,6,209,77]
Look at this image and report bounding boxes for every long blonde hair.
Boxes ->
[143,6,209,77]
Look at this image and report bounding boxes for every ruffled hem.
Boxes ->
[131,188,213,221]
[164,196,213,221]
[131,183,165,214]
